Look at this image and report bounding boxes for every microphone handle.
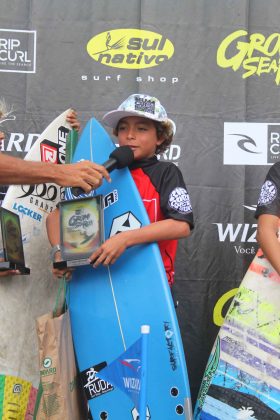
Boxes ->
[71,187,85,197]
[103,157,117,172]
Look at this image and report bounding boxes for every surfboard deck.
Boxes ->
[69,117,193,419]
[194,247,280,419]
[0,109,71,390]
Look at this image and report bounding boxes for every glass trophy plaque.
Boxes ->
[0,207,30,274]
[54,195,104,269]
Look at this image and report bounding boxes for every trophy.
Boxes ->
[53,195,104,269]
[0,208,30,274]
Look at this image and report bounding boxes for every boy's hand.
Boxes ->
[52,251,73,281]
[89,232,129,267]
[0,269,20,277]
[66,109,81,131]
[0,256,20,276]
[53,267,73,281]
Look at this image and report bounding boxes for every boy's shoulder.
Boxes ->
[271,161,280,171]
[132,157,179,171]
[152,158,181,171]
[267,161,280,178]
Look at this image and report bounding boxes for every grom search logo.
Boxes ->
[0,29,36,73]
[87,29,174,69]
[217,30,280,85]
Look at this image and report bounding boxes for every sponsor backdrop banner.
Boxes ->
[1,0,280,407]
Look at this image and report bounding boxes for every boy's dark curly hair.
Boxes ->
[154,120,174,154]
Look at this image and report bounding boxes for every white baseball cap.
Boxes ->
[102,94,176,135]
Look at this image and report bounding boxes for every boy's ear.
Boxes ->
[156,135,165,146]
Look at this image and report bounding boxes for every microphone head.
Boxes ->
[109,145,134,168]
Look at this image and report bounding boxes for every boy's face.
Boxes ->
[116,116,163,160]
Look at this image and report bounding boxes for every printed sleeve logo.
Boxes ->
[258,180,277,205]
[168,188,192,214]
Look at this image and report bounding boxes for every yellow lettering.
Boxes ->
[247,33,265,57]
[256,56,272,75]
[213,288,238,327]
[242,57,259,78]
[217,30,248,70]
[263,33,280,56]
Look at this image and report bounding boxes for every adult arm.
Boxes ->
[0,153,110,191]
[0,112,110,191]
[256,213,280,275]
[89,218,191,267]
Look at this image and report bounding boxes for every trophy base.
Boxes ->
[0,261,30,275]
[53,259,90,269]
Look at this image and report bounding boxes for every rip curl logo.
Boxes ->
[0,29,36,73]
[168,188,192,214]
[87,29,174,69]
[232,134,260,154]
[258,180,277,205]
[217,30,280,85]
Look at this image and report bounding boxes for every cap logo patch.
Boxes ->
[134,97,156,114]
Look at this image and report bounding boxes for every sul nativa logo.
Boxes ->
[87,29,174,69]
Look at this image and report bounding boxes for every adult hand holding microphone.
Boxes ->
[71,145,134,197]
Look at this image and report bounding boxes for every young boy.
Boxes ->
[255,162,280,274]
[47,94,194,286]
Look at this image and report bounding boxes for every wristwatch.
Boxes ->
[50,244,61,262]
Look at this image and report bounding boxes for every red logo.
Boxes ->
[40,140,58,163]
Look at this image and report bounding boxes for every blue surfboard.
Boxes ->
[68,118,192,419]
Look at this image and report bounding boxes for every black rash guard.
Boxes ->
[129,156,194,286]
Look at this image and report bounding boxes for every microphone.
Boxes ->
[103,145,134,172]
[71,145,134,197]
